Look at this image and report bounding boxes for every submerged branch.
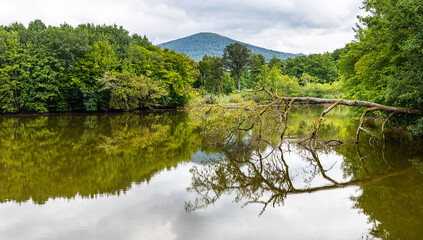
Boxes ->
[300,100,341,147]
[382,112,395,142]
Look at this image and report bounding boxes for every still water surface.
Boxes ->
[0,107,422,239]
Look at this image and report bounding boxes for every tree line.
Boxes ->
[0,20,198,112]
[195,42,341,99]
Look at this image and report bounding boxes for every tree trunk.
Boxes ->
[237,75,241,94]
[275,97,423,115]
[277,97,422,144]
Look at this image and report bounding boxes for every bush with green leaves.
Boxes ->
[98,71,167,111]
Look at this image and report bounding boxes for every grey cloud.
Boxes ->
[0,0,364,53]
[151,0,361,29]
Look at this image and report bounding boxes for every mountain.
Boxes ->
[157,32,302,62]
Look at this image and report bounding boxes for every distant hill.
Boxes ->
[157,32,302,62]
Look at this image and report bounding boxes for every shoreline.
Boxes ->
[0,107,182,117]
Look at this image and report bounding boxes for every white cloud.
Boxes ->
[0,0,364,54]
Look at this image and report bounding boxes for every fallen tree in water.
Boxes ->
[186,83,422,216]
[201,82,423,147]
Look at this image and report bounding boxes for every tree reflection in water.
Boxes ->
[186,138,410,215]
[0,112,200,204]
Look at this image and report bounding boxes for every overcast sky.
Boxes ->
[0,0,364,54]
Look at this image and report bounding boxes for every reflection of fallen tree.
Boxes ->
[186,140,408,215]
[291,169,409,194]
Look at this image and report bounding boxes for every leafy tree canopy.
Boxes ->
[0,20,197,113]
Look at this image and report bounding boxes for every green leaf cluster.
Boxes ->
[99,71,167,111]
[284,53,338,84]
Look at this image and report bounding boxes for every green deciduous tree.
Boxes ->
[247,53,266,89]
[0,30,26,112]
[197,55,226,94]
[72,41,118,111]
[19,43,63,112]
[222,42,251,93]
[268,56,284,71]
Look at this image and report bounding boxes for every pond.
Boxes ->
[0,106,422,240]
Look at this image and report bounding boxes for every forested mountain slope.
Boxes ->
[158,32,302,61]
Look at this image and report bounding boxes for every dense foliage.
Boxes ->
[194,55,233,95]
[284,53,338,83]
[0,20,198,113]
[338,0,423,131]
[340,0,423,108]
[194,50,341,99]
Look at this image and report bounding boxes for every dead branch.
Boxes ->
[356,107,380,143]
[300,100,341,146]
